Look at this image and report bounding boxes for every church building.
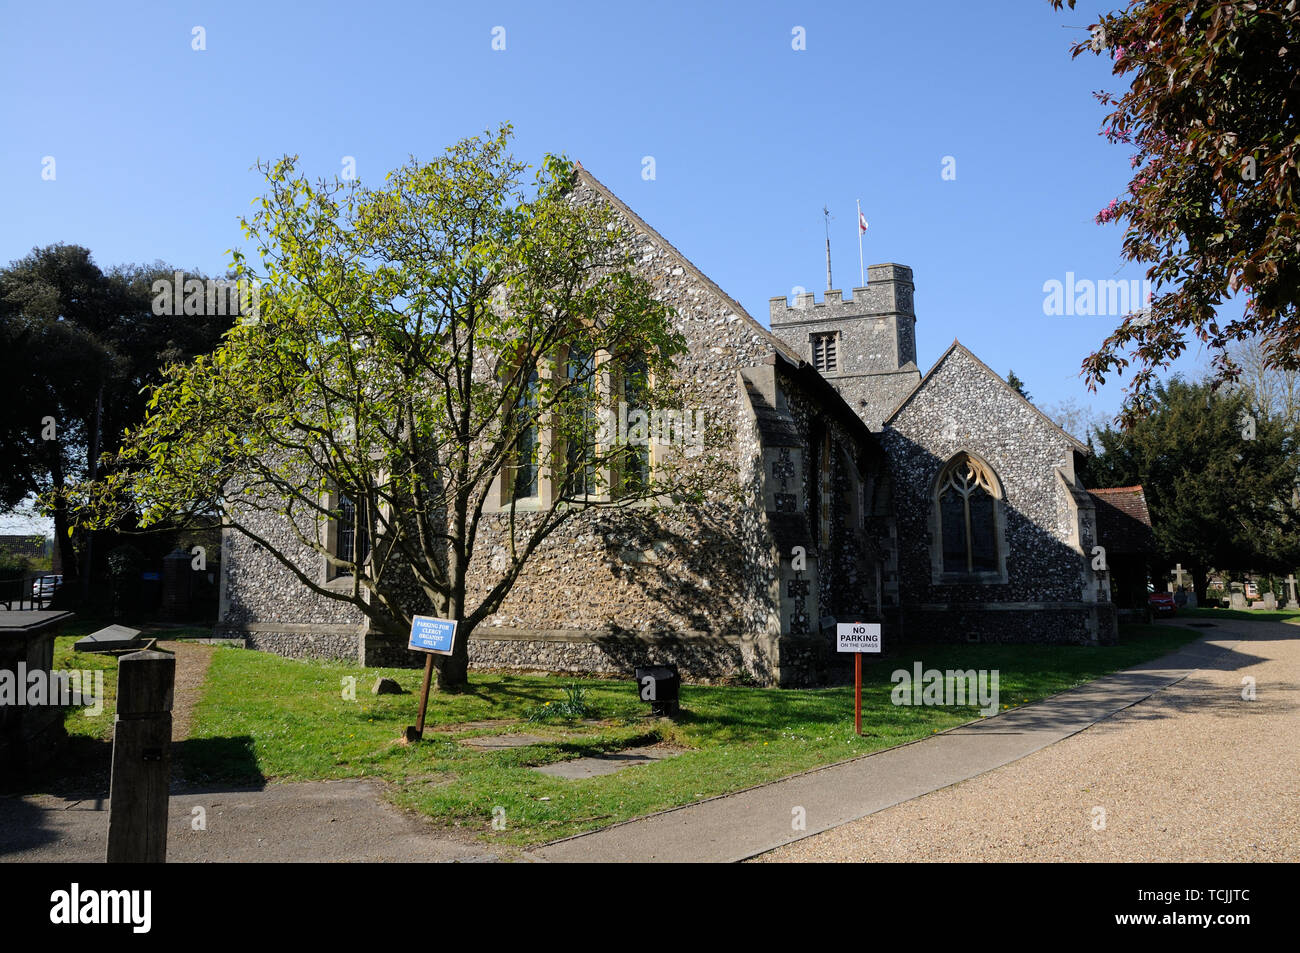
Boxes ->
[216,166,1117,686]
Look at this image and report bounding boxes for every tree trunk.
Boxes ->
[52,506,78,587]
[1191,564,1209,607]
[48,449,78,587]
[435,635,470,692]
[435,539,470,691]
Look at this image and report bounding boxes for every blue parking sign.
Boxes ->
[408,616,458,656]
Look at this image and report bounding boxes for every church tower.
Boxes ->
[768,262,921,429]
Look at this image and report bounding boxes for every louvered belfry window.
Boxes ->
[811,332,838,372]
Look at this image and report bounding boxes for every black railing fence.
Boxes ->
[0,572,61,611]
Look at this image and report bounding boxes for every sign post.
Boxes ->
[836,622,881,736]
[403,616,459,742]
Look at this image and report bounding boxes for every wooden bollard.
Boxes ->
[106,649,174,863]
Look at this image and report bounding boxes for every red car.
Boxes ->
[1148,591,1177,616]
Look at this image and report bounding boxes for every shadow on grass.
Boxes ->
[0,734,114,799]
[2,732,267,798]
[527,729,667,763]
[175,735,266,786]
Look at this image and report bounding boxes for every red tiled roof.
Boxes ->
[1089,485,1155,554]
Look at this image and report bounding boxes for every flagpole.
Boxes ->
[823,205,833,291]
[857,198,865,287]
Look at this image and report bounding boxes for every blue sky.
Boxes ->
[1,0,1212,431]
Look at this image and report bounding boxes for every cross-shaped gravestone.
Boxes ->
[1172,563,1187,589]
[1286,575,1299,610]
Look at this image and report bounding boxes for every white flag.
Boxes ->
[858,211,869,235]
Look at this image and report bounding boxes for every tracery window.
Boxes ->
[621,354,651,495]
[335,492,370,575]
[937,454,1000,575]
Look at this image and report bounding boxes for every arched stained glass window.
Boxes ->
[937,454,1000,574]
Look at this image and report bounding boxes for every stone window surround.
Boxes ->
[319,476,386,592]
[928,450,1010,586]
[485,346,669,514]
[810,330,840,374]
[320,485,357,590]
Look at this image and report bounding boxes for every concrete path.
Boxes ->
[535,627,1249,863]
[0,779,512,862]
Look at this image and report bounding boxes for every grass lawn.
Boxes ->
[50,619,218,742]
[183,622,1204,847]
[1175,606,1300,624]
[0,619,216,795]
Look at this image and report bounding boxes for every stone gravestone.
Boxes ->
[1229,583,1248,610]
[1261,591,1277,610]
[1285,575,1299,610]
[1170,566,1198,608]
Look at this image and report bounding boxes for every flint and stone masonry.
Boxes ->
[216,166,1116,685]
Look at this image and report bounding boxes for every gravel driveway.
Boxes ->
[755,618,1299,862]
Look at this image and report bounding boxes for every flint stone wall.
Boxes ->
[882,345,1109,644]
[216,170,815,684]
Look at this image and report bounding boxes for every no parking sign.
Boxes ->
[837,622,881,735]
[837,622,881,653]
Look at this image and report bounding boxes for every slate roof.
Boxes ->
[1089,485,1156,555]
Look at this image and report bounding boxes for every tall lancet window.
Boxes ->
[336,492,370,575]
[513,368,540,500]
[936,453,1001,576]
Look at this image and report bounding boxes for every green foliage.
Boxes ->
[1085,375,1300,574]
[525,683,595,722]
[72,124,732,689]
[0,243,232,578]
[1052,1,1300,418]
[0,537,49,576]
[1007,369,1031,400]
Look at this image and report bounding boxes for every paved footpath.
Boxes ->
[537,622,1293,863]
[0,779,510,863]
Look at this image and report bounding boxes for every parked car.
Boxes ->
[1148,591,1177,616]
[32,574,63,604]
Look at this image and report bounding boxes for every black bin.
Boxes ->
[634,664,680,716]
